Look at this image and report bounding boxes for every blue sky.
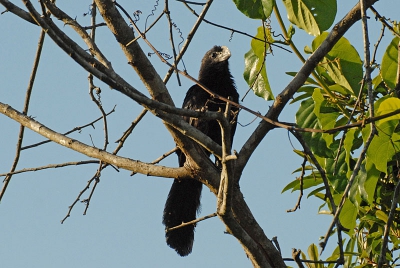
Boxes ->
[0,1,398,267]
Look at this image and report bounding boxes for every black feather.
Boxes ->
[162,46,239,256]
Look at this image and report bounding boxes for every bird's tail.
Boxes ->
[162,178,202,256]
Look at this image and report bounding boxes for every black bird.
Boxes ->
[162,46,239,256]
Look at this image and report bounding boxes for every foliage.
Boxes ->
[252,1,400,267]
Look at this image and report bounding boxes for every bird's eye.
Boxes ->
[211,52,217,58]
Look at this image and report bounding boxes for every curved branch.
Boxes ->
[0,102,188,179]
[43,0,112,69]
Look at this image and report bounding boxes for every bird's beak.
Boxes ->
[220,46,231,61]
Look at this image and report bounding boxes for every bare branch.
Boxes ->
[0,160,100,177]
[164,0,182,86]
[166,212,217,232]
[163,0,214,83]
[131,147,178,176]
[0,29,45,202]
[21,107,116,150]
[369,6,400,39]
[0,102,188,179]
[43,0,113,69]
[286,156,306,213]
[0,0,36,24]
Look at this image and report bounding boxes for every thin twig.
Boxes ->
[163,0,214,83]
[286,156,306,213]
[166,212,217,232]
[130,147,178,176]
[0,160,99,177]
[61,173,98,224]
[0,29,45,202]
[378,178,400,268]
[43,0,112,69]
[182,1,291,52]
[21,107,116,150]
[82,0,103,216]
[283,256,340,264]
[369,6,400,38]
[176,0,206,5]
[61,107,150,222]
[164,0,181,86]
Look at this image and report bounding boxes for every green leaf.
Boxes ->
[367,121,400,173]
[329,84,352,96]
[312,32,363,96]
[243,27,274,100]
[344,238,356,268]
[233,0,275,20]
[374,96,400,125]
[365,97,400,174]
[296,98,331,157]
[307,186,325,198]
[363,161,380,205]
[312,88,339,147]
[375,210,388,223]
[325,144,348,193]
[282,0,337,36]
[291,86,316,104]
[339,198,358,235]
[349,162,368,208]
[307,244,322,268]
[286,72,319,85]
[281,175,323,193]
[343,128,358,177]
[381,37,399,90]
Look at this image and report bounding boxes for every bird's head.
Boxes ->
[198,46,232,82]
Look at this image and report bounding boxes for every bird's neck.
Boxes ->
[198,70,234,94]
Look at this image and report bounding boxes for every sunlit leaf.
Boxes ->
[281,175,323,193]
[286,72,319,85]
[374,96,400,125]
[243,27,274,100]
[367,121,400,173]
[233,0,275,19]
[312,32,363,96]
[363,161,380,205]
[307,244,321,268]
[339,199,358,235]
[375,210,388,223]
[312,88,339,147]
[325,144,348,193]
[282,0,337,36]
[296,98,331,157]
[381,37,399,90]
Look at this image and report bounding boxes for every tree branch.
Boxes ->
[0,160,100,177]
[0,0,36,24]
[0,102,188,179]
[0,29,45,202]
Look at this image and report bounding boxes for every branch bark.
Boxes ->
[0,102,188,179]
